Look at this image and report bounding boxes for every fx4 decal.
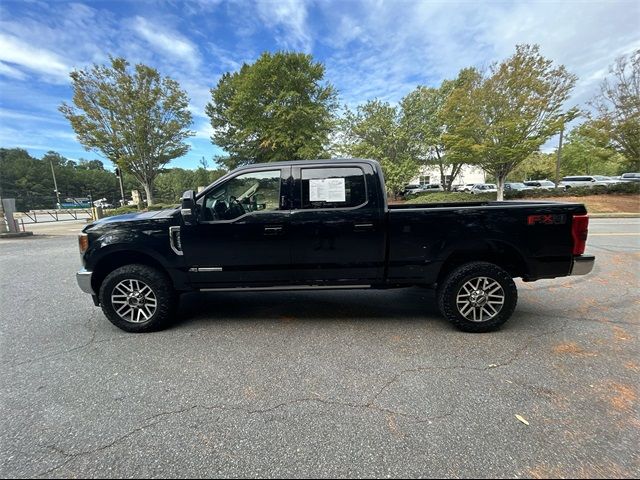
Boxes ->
[527,214,567,225]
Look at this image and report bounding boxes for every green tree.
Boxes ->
[154,167,226,203]
[508,151,556,181]
[338,100,420,197]
[206,52,338,169]
[443,45,577,200]
[589,49,640,171]
[560,122,625,175]
[401,79,466,190]
[0,148,122,210]
[59,57,194,205]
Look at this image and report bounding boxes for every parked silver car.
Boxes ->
[470,183,497,194]
[523,180,557,190]
[619,173,640,182]
[558,175,618,189]
[504,182,532,192]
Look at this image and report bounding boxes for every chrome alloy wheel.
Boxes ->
[456,276,505,322]
[111,279,158,323]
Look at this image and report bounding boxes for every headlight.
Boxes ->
[78,233,89,254]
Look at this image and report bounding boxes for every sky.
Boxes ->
[0,0,639,170]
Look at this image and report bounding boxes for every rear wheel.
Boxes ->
[99,264,176,333]
[438,262,517,332]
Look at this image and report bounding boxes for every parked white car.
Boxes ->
[618,172,640,182]
[453,183,476,192]
[558,175,618,189]
[523,180,557,190]
[504,182,533,192]
[93,198,114,209]
[470,183,497,194]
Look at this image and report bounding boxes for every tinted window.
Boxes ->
[301,167,366,209]
[202,170,281,221]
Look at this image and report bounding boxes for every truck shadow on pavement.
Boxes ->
[174,287,447,329]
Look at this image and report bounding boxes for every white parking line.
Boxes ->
[589,233,640,236]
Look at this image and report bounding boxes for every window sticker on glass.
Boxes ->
[309,178,346,202]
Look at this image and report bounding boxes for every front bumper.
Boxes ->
[570,255,595,276]
[76,268,94,294]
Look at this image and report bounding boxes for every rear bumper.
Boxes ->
[570,255,595,276]
[76,268,94,294]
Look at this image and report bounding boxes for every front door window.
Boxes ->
[201,170,281,221]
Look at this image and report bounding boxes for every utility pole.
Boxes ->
[555,123,564,187]
[115,167,125,206]
[49,157,61,208]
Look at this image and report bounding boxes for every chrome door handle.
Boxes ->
[354,223,374,232]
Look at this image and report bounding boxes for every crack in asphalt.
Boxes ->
[6,305,619,370]
[38,417,167,477]
[366,319,570,409]
[36,395,455,477]
[34,321,571,476]
[6,317,99,368]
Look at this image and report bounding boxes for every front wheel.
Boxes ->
[438,262,517,332]
[99,264,177,333]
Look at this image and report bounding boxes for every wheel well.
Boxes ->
[91,251,168,293]
[437,243,528,286]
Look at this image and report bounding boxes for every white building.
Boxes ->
[409,164,486,188]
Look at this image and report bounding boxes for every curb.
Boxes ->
[590,213,640,218]
[0,231,35,239]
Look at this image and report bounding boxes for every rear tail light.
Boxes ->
[571,214,589,255]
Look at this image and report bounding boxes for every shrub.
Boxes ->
[102,206,138,217]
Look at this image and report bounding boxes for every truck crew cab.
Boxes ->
[76,159,594,333]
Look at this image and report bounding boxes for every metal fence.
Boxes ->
[3,193,94,224]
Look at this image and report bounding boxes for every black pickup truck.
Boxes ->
[76,159,594,333]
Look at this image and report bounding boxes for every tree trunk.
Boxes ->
[496,176,505,201]
[143,183,154,206]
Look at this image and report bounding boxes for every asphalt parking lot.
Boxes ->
[1,218,639,478]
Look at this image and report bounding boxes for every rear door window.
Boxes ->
[301,167,367,209]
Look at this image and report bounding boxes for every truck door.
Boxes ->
[289,163,386,283]
[181,167,292,286]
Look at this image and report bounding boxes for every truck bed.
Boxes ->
[386,200,587,283]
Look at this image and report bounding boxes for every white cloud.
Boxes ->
[0,61,27,80]
[0,107,66,124]
[194,121,214,140]
[256,0,312,51]
[0,33,70,82]
[319,0,640,114]
[132,16,201,67]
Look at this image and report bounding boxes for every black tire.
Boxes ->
[437,262,517,333]
[99,264,176,333]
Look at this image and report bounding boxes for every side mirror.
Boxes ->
[254,194,266,210]
[180,190,197,225]
[591,179,596,182]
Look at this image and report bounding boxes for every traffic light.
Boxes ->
[115,167,121,178]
